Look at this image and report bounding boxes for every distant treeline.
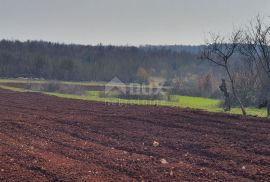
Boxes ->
[0,40,215,82]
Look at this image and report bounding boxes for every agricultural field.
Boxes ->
[0,88,270,181]
[1,1,270,181]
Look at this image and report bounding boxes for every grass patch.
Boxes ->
[170,95,220,110]
[0,78,105,86]
[0,85,31,92]
[47,91,178,106]
[48,91,267,117]
[0,79,267,118]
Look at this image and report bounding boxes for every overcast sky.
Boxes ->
[0,0,269,45]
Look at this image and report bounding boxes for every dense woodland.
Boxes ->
[0,40,213,82]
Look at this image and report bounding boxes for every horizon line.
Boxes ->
[0,38,205,47]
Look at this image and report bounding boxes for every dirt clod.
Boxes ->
[160,159,168,164]
[153,141,159,147]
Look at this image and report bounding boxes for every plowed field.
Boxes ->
[0,89,269,181]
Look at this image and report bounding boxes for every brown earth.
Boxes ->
[0,89,270,182]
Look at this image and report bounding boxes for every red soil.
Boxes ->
[0,89,269,181]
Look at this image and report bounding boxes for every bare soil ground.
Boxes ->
[0,89,270,182]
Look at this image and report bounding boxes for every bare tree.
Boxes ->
[240,16,270,118]
[201,31,247,115]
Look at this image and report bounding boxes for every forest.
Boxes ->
[0,40,210,82]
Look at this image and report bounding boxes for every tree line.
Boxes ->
[0,40,212,83]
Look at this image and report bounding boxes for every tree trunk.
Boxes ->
[232,88,247,116]
[225,67,247,116]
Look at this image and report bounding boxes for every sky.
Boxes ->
[0,0,269,46]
